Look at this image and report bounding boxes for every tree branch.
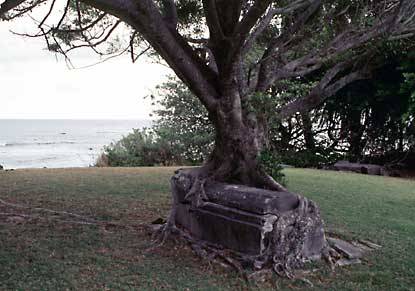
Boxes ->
[242,6,276,55]
[252,0,415,96]
[278,60,372,119]
[54,13,107,34]
[215,0,244,36]
[235,0,272,41]
[64,20,121,54]
[161,0,177,30]
[38,0,56,27]
[1,0,50,20]
[81,0,220,111]
[202,0,224,43]
[0,0,26,18]
[255,0,322,91]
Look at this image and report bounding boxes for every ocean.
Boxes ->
[0,119,151,169]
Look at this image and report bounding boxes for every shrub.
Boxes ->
[99,128,184,167]
[259,150,286,185]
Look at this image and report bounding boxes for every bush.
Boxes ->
[259,150,286,185]
[99,128,184,167]
[278,149,342,168]
[95,153,109,167]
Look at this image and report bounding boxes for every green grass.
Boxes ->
[0,167,414,290]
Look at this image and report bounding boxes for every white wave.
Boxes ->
[3,141,77,147]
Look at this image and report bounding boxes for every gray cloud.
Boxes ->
[0,17,169,119]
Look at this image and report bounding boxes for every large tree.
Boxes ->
[1,0,414,187]
[2,0,415,273]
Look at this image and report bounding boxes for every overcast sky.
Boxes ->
[0,16,170,120]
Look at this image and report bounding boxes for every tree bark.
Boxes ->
[184,89,287,192]
[347,110,365,162]
[301,112,316,151]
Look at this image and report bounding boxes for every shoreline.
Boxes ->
[0,119,152,172]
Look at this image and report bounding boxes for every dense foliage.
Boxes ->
[99,78,214,167]
[101,49,415,170]
[98,128,183,167]
[152,78,214,164]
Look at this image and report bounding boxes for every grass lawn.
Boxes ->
[0,167,414,290]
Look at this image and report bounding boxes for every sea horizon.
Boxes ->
[0,119,151,169]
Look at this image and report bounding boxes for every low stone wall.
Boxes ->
[328,160,414,178]
[331,161,383,175]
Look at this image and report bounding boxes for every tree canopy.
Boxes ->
[2,0,415,110]
[106,49,414,171]
[1,0,415,187]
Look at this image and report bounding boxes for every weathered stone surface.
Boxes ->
[327,237,363,259]
[171,169,327,270]
[175,202,275,255]
[6,216,25,224]
[206,184,300,214]
[332,161,383,175]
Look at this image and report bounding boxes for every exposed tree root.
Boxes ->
[151,167,317,278]
[149,219,374,286]
[0,212,31,218]
[149,222,177,250]
[147,221,333,285]
[150,167,379,284]
[255,171,288,192]
[0,197,145,229]
[0,198,98,223]
[162,225,249,281]
[184,177,208,206]
[150,167,209,248]
[1,189,373,285]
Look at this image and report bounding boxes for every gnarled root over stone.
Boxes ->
[151,168,380,280]
[152,167,331,278]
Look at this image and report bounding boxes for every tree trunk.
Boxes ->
[164,91,327,275]
[195,94,286,191]
[301,112,316,151]
[347,110,365,162]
